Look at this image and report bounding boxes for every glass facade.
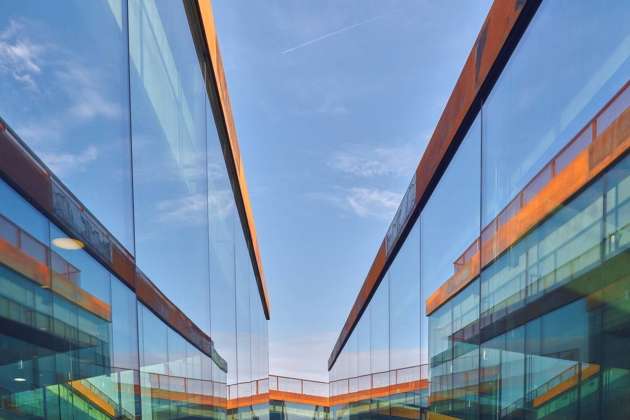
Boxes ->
[329,1,630,419]
[0,1,269,419]
[2,0,629,419]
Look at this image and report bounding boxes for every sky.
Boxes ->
[212,1,493,381]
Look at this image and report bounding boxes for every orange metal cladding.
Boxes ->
[269,390,329,407]
[426,81,630,316]
[195,0,270,319]
[329,0,533,369]
[0,122,52,214]
[227,393,269,410]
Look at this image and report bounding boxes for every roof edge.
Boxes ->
[194,0,271,319]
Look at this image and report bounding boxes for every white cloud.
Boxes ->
[40,145,99,177]
[156,193,207,226]
[345,187,401,218]
[329,141,425,178]
[58,65,123,121]
[208,189,235,220]
[0,18,122,120]
[0,19,43,90]
[307,186,402,220]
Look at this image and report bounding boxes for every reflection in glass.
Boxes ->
[0,1,134,252]
[129,0,211,335]
[482,0,630,226]
[370,276,390,418]
[389,220,422,417]
[0,181,143,418]
[421,113,481,359]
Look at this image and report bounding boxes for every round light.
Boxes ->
[52,237,85,250]
[14,377,26,382]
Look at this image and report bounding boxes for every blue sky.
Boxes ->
[212,1,492,380]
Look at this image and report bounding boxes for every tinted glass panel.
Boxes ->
[370,276,389,418]
[111,276,139,370]
[421,113,481,367]
[389,221,421,418]
[129,0,211,334]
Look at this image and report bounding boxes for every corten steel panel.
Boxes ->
[329,0,537,370]
[111,244,136,289]
[0,121,52,213]
[196,0,271,319]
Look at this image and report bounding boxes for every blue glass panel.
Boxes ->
[129,0,211,334]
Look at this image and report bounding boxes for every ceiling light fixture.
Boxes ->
[14,377,26,382]
[52,237,85,250]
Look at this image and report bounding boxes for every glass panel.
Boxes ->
[0,191,56,418]
[429,300,452,416]
[0,179,49,243]
[208,90,238,393]
[389,220,421,418]
[450,280,479,419]
[421,114,481,418]
[370,276,389,418]
[236,229,252,403]
[50,223,112,382]
[129,0,211,334]
[138,303,168,418]
[111,277,139,371]
[0,1,134,252]
[357,311,371,382]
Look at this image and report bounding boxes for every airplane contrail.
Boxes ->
[281,12,392,55]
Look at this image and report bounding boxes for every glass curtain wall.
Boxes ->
[129,0,211,337]
[478,1,629,418]
[0,0,269,419]
[330,3,629,420]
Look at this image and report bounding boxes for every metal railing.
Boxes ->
[330,364,428,397]
[269,374,329,398]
